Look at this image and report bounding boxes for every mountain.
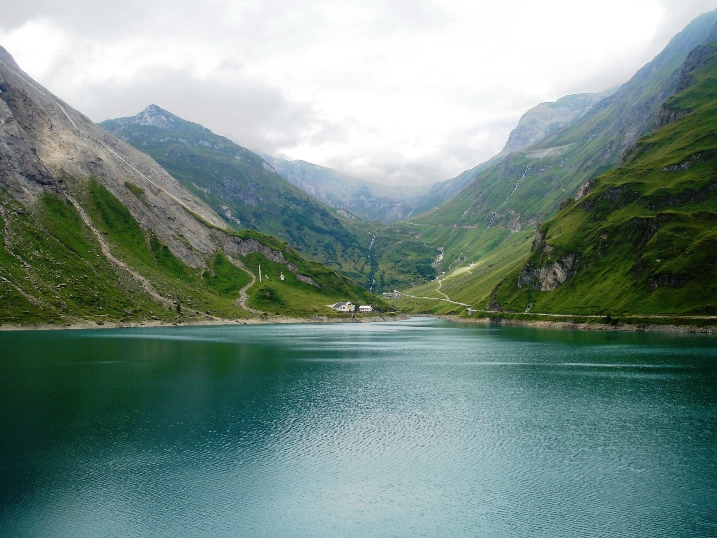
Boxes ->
[490,38,717,317]
[262,154,510,225]
[416,10,717,234]
[435,12,714,247]
[501,90,616,154]
[0,47,380,325]
[259,155,432,223]
[397,9,717,317]
[401,89,615,225]
[101,106,438,291]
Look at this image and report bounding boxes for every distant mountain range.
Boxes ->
[258,155,432,223]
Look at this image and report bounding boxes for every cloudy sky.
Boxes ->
[2,0,716,185]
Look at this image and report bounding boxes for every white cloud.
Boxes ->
[1,0,716,185]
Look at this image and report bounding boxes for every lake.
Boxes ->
[0,319,715,537]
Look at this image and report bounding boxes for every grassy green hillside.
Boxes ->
[393,229,534,315]
[0,180,386,327]
[393,12,717,319]
[489,42,717,317]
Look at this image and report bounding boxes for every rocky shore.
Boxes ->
[0,313,410,331]
[443,315,717,334]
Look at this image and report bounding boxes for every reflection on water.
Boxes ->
[0,319,715,537]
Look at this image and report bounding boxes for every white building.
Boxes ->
[329,301,355,312]
[358,305,373,313]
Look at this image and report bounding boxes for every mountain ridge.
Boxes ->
[489,38,717,316]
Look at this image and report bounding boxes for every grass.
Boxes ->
[203,252,252,297]
[124,181,145,197]
[242,252,385,317]
[397,229,533,315]
[0,190,159,324]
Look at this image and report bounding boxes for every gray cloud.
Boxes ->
[2,1,716,186]
[73,66,331,157]
[0,0,155,35]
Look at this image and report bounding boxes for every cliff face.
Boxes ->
[518,255,578,292]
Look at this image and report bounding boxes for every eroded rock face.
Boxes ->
[574,180,595,202]
[218,234,320,287]
[518,254,578,291]
[0,75,58,204]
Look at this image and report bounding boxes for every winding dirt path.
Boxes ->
[65,194,174,308]
[226,256,261,314]
[404,277,471,309]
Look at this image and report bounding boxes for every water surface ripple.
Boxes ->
[0,319,715,537]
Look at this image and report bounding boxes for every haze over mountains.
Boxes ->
[1,8,717,326]
[258,155,431,223]
[100,106,439,292]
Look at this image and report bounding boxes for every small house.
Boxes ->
[359,305,373,313]
[330,301,355,312]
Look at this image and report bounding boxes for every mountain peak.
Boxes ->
[132,104,177,129]
[0,45,22,73]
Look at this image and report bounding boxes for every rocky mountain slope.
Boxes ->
[0,47,380,326]
[501,90,615,154]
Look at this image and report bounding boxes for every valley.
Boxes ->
[1,9,717,329]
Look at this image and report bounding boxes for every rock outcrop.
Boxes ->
[518,254,578,292]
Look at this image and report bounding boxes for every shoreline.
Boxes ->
[1,312,714,334]
[440,315,717,334]
[0,313,410,332]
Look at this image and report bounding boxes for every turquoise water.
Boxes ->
[0,319,715,537]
